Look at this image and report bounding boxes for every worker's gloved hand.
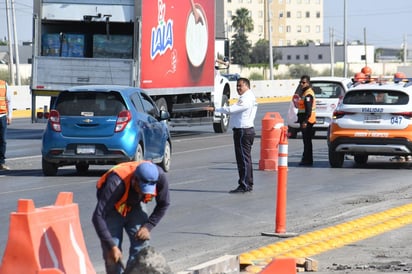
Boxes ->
[136,226,150,240]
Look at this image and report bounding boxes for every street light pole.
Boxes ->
[5,0,15,85]
[267,0,273,80]
[11,0,21,85]
[343,0,347,78]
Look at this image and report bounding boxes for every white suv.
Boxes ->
[328,79,412,168]
[287,77,353,138]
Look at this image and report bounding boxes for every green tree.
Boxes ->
[250,39,281,64]
[231,8,254,33]
[230,8,254,65]
[287,65,318,79]
[250,39,269,64]
[230,32,251,65]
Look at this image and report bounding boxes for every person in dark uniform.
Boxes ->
[297,75,316,166]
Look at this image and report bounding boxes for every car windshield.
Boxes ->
[342,90,409,105]
[311,82,344,98]
[55,91,126,116]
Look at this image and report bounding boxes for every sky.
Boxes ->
[0,0,412,49]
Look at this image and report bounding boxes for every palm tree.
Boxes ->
[231,8,254,34]
[230,8,254,66]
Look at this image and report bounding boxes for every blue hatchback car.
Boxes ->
[41,85,172,176]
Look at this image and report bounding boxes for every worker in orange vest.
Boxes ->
[297,75,316,166]
[0,80,12,171]
[92,161,170,273]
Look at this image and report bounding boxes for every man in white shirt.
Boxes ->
[211,77,258,193]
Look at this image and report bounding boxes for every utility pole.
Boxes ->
[11,0,21,85]
[5,0,15,85]
[343,0,347,78]
[267,0,273,80]
[329,28,334,77]
[403,33,407,65]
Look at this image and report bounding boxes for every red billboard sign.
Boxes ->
[140,0,215,89]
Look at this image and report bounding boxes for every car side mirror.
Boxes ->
[159,110,170,121]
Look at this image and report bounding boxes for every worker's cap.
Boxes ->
[134,162,159,194]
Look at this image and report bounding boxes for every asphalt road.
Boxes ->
[1,102,412,273]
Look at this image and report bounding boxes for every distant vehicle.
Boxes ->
[41,85,171,176]
[328,79,412,168]
[30,0,232,133]
[222,73,240,81]
[286,77,353,138]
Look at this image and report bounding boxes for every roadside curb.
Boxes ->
[176,255,239,274]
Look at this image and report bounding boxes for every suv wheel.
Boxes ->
[42,158,58,176]
[354,155,368,165]
[328,148,344,168]
[160,140,171,172]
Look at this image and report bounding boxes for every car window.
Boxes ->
[131,93,144,112]
[311,82,345,98]
[343,90,409,105]
[140,92,159,116]
[55,91,126,116]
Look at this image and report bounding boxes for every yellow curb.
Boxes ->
[240,202,412,267]
[12,109,32,118]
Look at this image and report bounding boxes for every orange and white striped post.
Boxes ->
[262,126,297,238]
[275,125,289,233]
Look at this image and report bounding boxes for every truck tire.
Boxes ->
[213,95,229,133]
[155,97,168,112]
[159,140,171,172]
[42,158,58,176]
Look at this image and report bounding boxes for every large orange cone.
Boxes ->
[0,192,96,274]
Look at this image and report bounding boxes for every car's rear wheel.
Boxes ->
[75,163,89,174]
[42,158,58,176]
[354,155,368,165]
[134,143,144,162]
[159,140,171,172]
[213,95,229,133]
[328,148,344,168]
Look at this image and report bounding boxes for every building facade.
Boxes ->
[224,0,323,47]
[275,42,375,65]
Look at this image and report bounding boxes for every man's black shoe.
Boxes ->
[298,161,313,166]
[229,186,250,194]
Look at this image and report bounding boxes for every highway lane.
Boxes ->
[1,103,412,273]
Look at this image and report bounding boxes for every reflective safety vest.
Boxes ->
[96,161,156,217]
[0,80,7,115]
[297,87,316,124]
